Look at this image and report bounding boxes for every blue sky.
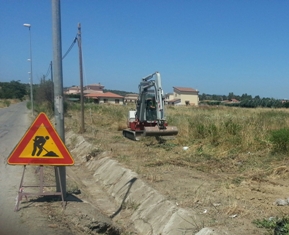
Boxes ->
[1,1,289,99]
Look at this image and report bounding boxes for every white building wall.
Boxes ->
[167,94,174,101]
[173,92,199,106]
[98,98,124,105]
[180,93,199,105]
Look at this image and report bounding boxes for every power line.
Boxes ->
[62,35,77,60]
[45,61,51,78]
[43,35,78,79]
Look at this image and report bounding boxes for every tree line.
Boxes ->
[1,80,288,109]
[199,92,288,108]
[0,81,28,100]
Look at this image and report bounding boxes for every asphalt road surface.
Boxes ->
[0,103,67,235]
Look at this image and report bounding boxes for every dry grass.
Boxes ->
[64,103,289,233]
[65,103,289,175]
[0,99,21,108]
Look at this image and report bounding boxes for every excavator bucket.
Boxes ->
[123,126,178,141]
[122,129,143,141]
[144,126,178,137]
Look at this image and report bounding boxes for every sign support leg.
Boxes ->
[14,166,65,211]
[56,167,65,207]
[15,165,28,211]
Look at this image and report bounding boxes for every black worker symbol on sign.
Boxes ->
[32,136,58,157]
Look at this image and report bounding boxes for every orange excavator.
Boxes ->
[123,72,178,141]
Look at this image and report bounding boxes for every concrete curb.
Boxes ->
[65,131,224,235]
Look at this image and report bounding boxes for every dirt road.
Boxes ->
[0,103,119,235]
[0,102,62,235]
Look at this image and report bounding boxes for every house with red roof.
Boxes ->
[65,83,124,105]
[84,92,124,105]
[124,93,138,103]
[65,83,104,95]
[84,83,104,94]
[221,98,240,104]
[64,86,80,94]
[167,87,199,106]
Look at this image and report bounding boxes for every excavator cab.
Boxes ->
[145,96,157,121]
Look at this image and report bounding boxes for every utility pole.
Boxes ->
[50,61,53,82]
[77,23,85,133]
[51,0,66,197]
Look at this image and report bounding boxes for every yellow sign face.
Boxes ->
[19,123,64,159]
[7,112,74,165]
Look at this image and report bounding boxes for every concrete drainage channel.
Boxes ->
[65,131,225,235]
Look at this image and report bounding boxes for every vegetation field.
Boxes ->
[0,99,23,108]
[64,103,289,234]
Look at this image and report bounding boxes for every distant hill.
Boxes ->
[104,89,137,96]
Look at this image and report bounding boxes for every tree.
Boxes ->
[34,77,54,111]
[199,93,207,101]
[283,101,289,108]
[212,94,219,101]
[222,95,227,101]
[0,81,27,100]
[241,93,252,101]
[228,92,235,100]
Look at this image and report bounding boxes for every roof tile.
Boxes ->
[173,87,198,92]
[85,92,124,98]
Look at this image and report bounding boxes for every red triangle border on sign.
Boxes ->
[7,112,74,166]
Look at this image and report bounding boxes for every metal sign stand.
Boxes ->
[15,165,65,211]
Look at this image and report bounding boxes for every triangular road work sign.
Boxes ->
[7,112,74,166]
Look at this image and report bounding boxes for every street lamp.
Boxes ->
[23,23,34,116]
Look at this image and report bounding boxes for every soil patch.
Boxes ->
[63,109,289,235]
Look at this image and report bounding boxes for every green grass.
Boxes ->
[253,216,289,235]
[269,128,289,153]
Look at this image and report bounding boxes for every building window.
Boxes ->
[115,99,119,104]
[104,99,108,103]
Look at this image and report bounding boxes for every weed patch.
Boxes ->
[253,216,289,235]
[85,148,103,161]
[269,128,289,153]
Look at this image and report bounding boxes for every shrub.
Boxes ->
[26,101,31,109]
[208,123,219,145]
[67,102,80,111]
[253,216,289,234]
[223,119,240,135]
[269,128,289,153]
[196,123,206,138]
[34,101,53,116]
[4,99,10,107]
